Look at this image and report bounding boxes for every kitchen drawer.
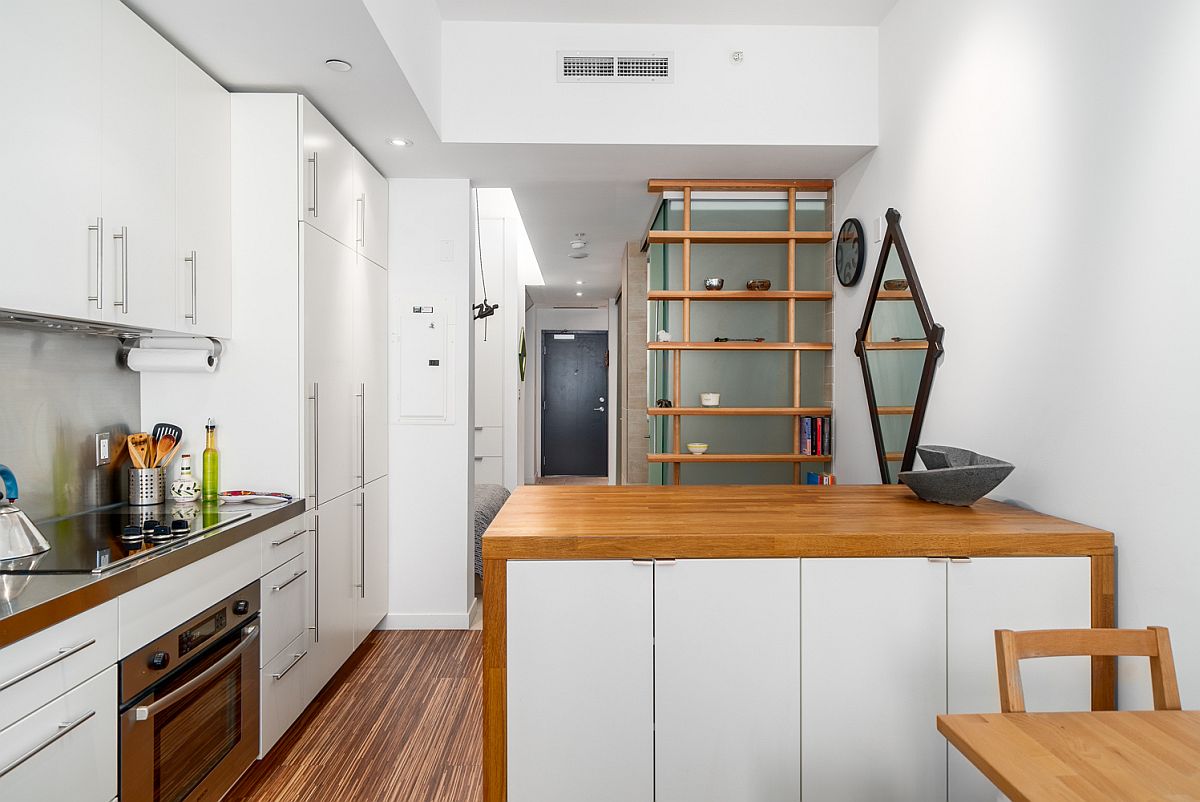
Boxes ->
[119,532,260,657]
[474,455,503,485]
[260,630,308,757]
[474,426,502,457]
[260,515,307,574]
[0,665,117,802]
[0,599,117,730]
[261,552,308,666]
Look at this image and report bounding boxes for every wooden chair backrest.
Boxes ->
[995,626,1180,713]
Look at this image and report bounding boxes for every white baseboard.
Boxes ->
[380,603,477,630]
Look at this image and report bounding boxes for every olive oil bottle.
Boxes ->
[201,418,220,502]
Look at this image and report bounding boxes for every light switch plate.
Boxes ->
[95,432,111,466]
[873,216,884,243]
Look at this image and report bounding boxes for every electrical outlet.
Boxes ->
[95,432,111,466]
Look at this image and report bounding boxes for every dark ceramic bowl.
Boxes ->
[746,279,772,291]
[898,445,1014,506]
[704,277,724,290]
[883,278,909,291]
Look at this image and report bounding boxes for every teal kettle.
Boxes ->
[0,465,50,561]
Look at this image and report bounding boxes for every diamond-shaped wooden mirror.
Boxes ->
[854,209,945,483]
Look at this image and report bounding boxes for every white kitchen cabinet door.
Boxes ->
[101,0,177,331]
[947,557,1091,802]
[472,455,503,485]
[301,98,356,249]
[353,476,389,645]
[354,151,389,268]
[801,558,948,802]
[306,492,356,702]
[354,255,389,483]
[507,560,653,802]
[0,0,103,321]
[175,52,231,338]
[0,665,117,802]
[303,225,356,505]
[655,559,801,802]
[261,630,309,758]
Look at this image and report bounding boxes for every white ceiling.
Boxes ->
[437,0,897,26]
[125,0,873,306]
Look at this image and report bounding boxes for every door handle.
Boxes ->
[593,406,605,412]
[134,626,259,721]
[307,152,319,217]
[87,217,103,308]
[112,227,129,314]
[308,383,319,504]
[0,710,96,779]
[184,250,198,324]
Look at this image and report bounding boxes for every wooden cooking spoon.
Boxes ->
[127,433,151,470]
[152,434,176,468]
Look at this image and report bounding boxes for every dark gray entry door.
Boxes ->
[542,331,608,476]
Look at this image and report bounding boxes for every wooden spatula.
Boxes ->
[152,434,176,468]
[127,433,151,470]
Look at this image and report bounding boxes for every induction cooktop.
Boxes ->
[0,504,252,575]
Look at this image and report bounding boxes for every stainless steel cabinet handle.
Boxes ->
[0,639,96,693]
[356,196,365,246]
[949,557,973,564]
[135,626,258,721]
[271,569,307,592]
[632,559,653,566]
[656,559,677,566]
[308,383,320,504]
[112,227,129,314]
[184,250,198,324]
[0,710,96,779]
[355,384,365,485]
[87,217,103,308]
[307,152,319,217]
[271,650,307,681]
[271,529,306,547]
[309,520,320,643]
[927,557,950,563]
[356,494,365,598]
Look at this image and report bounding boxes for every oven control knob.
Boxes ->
[148,651,170,671]
[233,600,250,616]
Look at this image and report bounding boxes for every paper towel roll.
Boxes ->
[126,347,216,373]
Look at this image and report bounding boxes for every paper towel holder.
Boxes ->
[119,336,223,371]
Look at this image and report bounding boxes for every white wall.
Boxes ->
[441,22,877,146]
[527,305,616,481]
[833,0,1200,706]
[386,177,475,629]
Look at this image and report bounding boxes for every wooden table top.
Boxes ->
[482,484,1113,560]
[938,711,1200,801]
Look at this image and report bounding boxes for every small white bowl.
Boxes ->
[687,443,709,455]
[699,393,720,407]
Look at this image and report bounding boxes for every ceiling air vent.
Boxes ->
[557,51,673,84]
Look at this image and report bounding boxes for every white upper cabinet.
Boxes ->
[301,99,356,249]
[354,151,389,268]
[0,0,103,321]
[101,0,177,331]
[355,255,389,483]
[175,53,232,338]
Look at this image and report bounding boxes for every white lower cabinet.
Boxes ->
[946,557,1091,801]
[655,558,800,802]
[260,631,309,758]
[261,552,308,666]
[306,492,357,702]
[0,665,117,802]
[507,560,653,802]
[352,477,389,646]
[802,558,949,802]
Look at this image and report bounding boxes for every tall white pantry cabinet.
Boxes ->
[231,94,390,741]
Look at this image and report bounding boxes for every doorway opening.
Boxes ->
[540,330,608,478]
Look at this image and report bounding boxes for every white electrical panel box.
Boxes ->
[396,297,453,422]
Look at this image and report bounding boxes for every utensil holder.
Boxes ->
[129,467,165,506]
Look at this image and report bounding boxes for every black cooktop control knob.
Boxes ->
[142,519,160,531]
[232,599,250,616]
[170,519,190,536]
[121,524,143,540]
[148,650,170,671]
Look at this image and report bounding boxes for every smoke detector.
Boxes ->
[325,59,352,72]
[567,251,589,260]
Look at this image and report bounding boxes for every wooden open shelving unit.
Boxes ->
[646,179,835,484]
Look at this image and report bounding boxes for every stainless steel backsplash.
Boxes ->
[0,328,138,520]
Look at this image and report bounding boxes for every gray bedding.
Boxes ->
[474,483,510,577]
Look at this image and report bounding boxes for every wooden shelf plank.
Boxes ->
[648,453,833,463]
[877,291,914,300]
[877,406,915,415]
[648,341,833,351]
[647,230,833,245]
[885,453,905,461]
[862,341,927,351]
[648,290,833,302]
[648,178,834,193]
[647,406,832,416]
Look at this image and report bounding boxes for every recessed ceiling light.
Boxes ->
[388,137,413,147]
[325,59,352,72]
[575,280,584,285]
[576,291,583,297]
[567,251,589,259]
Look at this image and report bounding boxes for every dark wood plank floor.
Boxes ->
[228,630,482,802]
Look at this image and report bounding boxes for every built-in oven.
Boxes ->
[119,582,261,802]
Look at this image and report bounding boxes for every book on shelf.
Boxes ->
[804,471,837,485]
[800,415,833,456]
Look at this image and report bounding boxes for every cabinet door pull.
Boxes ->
[0,710,96,779]
[87,217,103,308]
[112,227,129,314]
[656,558,677,566]
[307,383,320,504]
[0,639,96,693]
[926,557,950,563]
[271,569,307,592]
[356,196,365,246]
[307,152,319,217]
[309,520,320,643]
[271,529,306,547]
[272,650,307,681]
[356,493,366,598]
[949,557,973,564]
[184,250,198,324]
[355,383,365,485]
[632,559,653,566]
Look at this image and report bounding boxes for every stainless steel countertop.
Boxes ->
[0,499,307,649]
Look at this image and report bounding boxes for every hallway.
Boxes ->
[229,631,482,802]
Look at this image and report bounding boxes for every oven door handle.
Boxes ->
[134,624,259,722]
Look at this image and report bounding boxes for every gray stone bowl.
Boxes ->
[898,446,1014,506]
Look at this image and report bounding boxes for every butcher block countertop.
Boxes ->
[481,484,1113,561]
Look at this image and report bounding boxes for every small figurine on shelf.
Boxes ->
[656,329,672,342]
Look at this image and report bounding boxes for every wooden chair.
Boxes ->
[995,626,1180,713]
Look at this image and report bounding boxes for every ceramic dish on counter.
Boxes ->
[686,443,709,455]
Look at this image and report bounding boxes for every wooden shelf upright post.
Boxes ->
[674,187,691,485]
